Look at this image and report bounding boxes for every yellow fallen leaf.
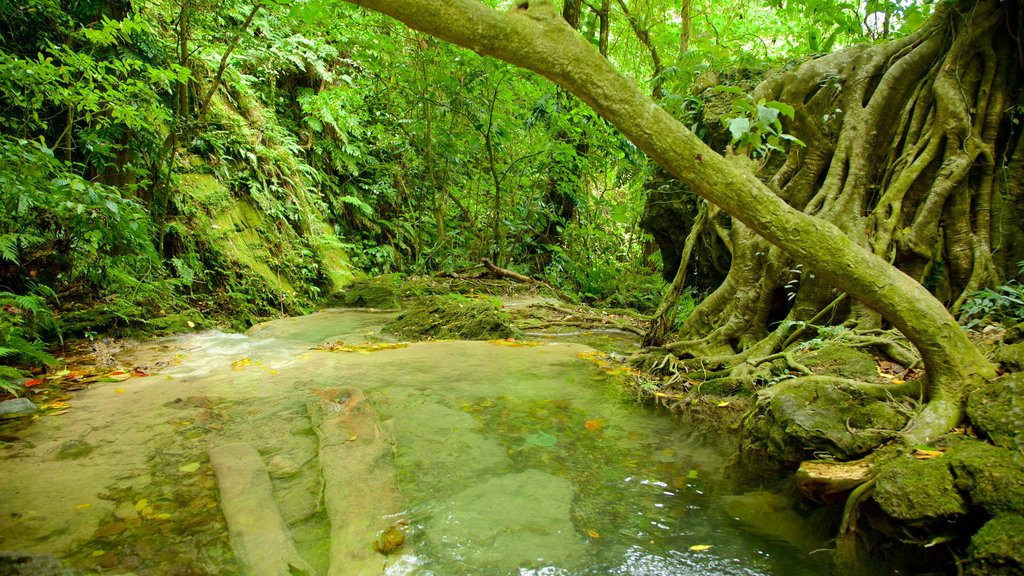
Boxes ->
[689,544,713,552]
[231,357,252,371]
[892,379,906,385]
[76,503,92,510]
[179,462,201,473]
[90,550,106,557]
[187,321,195,328]
[99,372,132,382]
[586,529,601,538]
[115,388,125,394]
[134,498,149,512]
[716,400,730,407]
[913,449,944,459]
[268,369,278,375]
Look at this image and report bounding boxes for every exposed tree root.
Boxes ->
[641,0,1017,457]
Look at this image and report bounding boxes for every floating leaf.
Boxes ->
[686,469,699,480]
[179,462,201,474]
[689,544,713,552]
[231,357,252,371]
[99,371,132,382]
[524,431,558,447]
[488,339,542,347]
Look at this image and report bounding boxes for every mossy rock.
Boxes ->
[322,275,401,309]
[994,341,1024,372]
[968,373,1024,451]
[873,455,968,524]
[946,440,1024,516]
[140,311,212,337]
[385,295,520,341]
[744,380,908,464]
[59,302,147,336]
[800,343,880,380]
[59,304,210,338]
[967,514,1024,576]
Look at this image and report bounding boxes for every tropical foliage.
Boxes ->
[0,0,948,393]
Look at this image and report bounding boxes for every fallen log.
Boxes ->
[208,443,314,576]
[309,387,403,576]
[481,257,535,283]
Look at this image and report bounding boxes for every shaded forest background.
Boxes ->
[2,0,1022,388]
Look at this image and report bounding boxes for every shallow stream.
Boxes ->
[0,309,832,575]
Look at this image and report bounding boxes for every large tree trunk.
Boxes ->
[344,0,1001,445]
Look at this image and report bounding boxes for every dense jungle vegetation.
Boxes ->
[0,0,965,391]
[2,0,1024,572]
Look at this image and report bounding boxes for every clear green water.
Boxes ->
[0,309,831,575]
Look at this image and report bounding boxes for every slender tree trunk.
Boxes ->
[614,0,664,98]
[598,0,611,57]
[679,0,691,56]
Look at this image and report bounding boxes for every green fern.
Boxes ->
[0,365,28,396]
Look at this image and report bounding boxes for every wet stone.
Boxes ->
[55,439,94,460]
[0,398,38,418]
[0,551,80,575]
[267,455,302,478]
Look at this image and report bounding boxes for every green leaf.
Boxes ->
[727,117,751,142]
[756,105,780,131]
[765,100,796,119]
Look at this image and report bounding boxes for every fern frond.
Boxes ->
[0,235,18,264]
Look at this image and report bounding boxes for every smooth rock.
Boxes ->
[0,398,37,418]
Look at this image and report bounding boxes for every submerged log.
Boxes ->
[208,443,314,576]
[309,387,402,576]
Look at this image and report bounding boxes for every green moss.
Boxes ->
[385,295,520,341]
[994,341,1024,372]
[800,343,880,380]
[873,456,968,524]
[141,312,212,337]
[947,440,1024,516]
[178,173,230,208]
[322,275,401,309]
[967,374,1024,451]
[967,514,1024,576]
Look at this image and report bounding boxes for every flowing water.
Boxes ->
[0,309,833,575]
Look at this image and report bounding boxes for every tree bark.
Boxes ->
[343,0,997,444]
